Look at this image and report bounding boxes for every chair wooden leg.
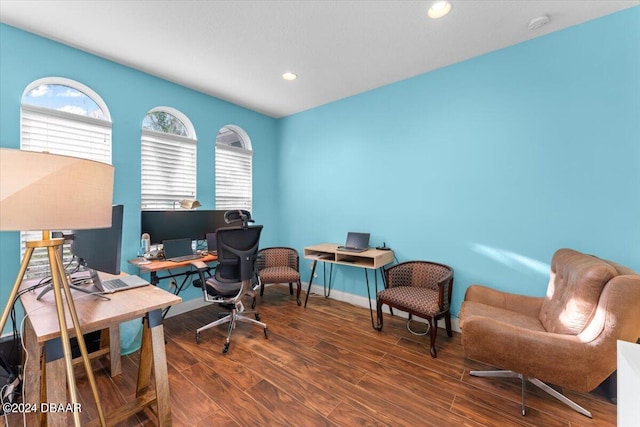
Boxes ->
[428,317,437,358]
[445,312,453,337]
[295,280,302,305]
[289,282,294,295]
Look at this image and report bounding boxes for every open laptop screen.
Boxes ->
[206,232,217,254]
[162,238,193,259]
[345,232,370,249]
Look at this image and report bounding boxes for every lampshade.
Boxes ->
[0,148,114,231]
[179,199,201,209]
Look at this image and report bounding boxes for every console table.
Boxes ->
[20,276,180,426]
[303,243,394,329]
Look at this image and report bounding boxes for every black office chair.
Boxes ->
[191,218,267,353]
[224,209,254,228]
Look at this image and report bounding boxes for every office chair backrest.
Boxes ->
[215,225,263,282]
[224,210,254,228]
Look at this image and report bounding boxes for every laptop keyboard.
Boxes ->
[167,254,201,262]
[338,246,366,252]
[101,278,128,291]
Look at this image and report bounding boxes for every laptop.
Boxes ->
[87,270,151,294]
[163,238,201,262]
[337,232,370,253]
[206,232,217,255]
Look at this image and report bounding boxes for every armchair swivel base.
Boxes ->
[469,370,592,418]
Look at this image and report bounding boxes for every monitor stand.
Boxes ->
[36,269,110,301]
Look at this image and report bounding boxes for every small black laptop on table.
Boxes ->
[163,238,201,262]
[337,232,370,253]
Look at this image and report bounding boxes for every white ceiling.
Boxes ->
[1,1,638,118]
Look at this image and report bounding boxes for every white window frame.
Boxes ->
[215,125,253,212]
[20,77,112,278]
[141,107,197,210]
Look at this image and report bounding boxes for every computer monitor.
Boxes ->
[140,210,228,244]
[72,204,124,275]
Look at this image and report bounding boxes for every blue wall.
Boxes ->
[1,7,639,324]
[0,24,279,306]
[276,7,640,317]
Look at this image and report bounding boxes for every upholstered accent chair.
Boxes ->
[460,248,640,418]
[376,261,454,358]
[256,247,302,305]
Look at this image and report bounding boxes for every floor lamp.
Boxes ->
[0,148,113,427]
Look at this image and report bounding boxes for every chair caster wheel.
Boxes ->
[222,343,230,354]
[264,327,268,338]
[195,332,201,344]
[255,313,261,321]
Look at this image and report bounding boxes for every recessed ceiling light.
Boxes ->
[528,15,550,31]
[282,72,297,81]
[428,1,452,19]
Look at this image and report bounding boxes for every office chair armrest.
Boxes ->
[191,260,209,271]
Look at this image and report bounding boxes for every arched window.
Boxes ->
[141,107,197,209]
[215,125,252,212]
[20,77,112,277]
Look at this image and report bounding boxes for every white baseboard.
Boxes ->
[163,282,461,332]
[305,282,461,333]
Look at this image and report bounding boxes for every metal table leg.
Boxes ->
[304,260,318,308]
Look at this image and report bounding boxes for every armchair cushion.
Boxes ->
[377,286,440,315]
[460,299,546,332]
[258,266,300,284]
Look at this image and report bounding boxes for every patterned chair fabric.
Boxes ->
[376,261,454,358]
[257,247,302,305]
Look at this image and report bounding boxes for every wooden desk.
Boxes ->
[20,278,181,426]
[130,254,217,317]
[129,253,218,277]
[303,244,394,329]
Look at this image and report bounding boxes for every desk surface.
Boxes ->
[20,276,181,343]
[304,243,394,269]
[129,253,217,272]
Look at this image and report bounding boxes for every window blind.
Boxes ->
[215,144,253,211]
[20,104,112,278]
[21,104,112,162]
[141,129,197,210]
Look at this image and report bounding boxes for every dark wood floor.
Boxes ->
[4,285,617,426]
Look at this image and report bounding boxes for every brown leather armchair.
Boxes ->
[460,248,640,418]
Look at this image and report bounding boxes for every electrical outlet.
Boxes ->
[313,273,318,278]
[169,279,177,289]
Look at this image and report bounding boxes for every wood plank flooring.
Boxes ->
[3,285,617,426]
